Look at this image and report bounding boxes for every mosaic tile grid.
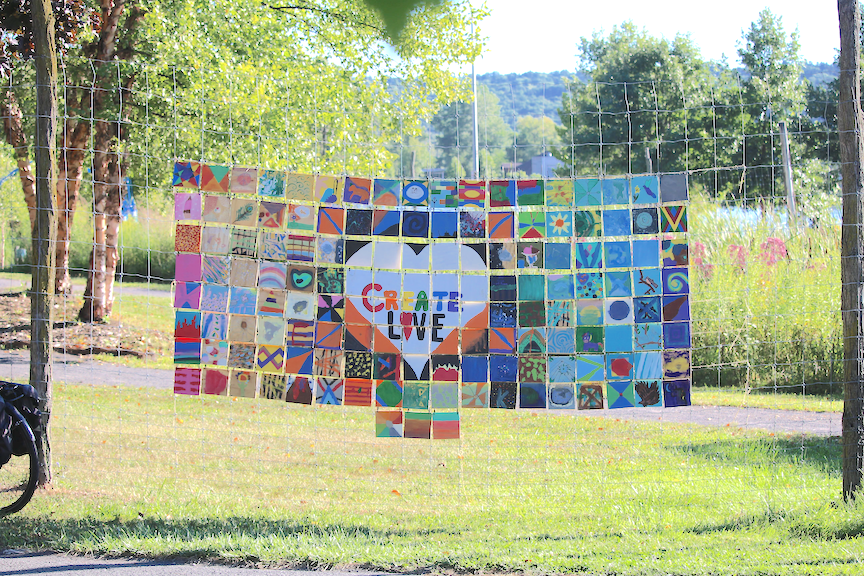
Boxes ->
[172,161,692,439]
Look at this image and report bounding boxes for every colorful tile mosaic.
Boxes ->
[172,164,692,439]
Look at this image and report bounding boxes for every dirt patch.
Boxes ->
[0,292,167,359]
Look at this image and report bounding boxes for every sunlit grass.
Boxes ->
[0,382,860,575]
[691,388,842,413]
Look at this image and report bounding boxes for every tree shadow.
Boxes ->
[673,435,841,475]
[684,507,864,541]
[0,516,454,570]
[674,435,864,540]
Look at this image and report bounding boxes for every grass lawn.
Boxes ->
[0,382,861,576]
[691,388,843,413]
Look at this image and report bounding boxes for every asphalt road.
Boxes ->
[0,350,172,389]
[574,403,841,436]
[0,277,170,298]
[0,347,841,436]
[0,550,396,576]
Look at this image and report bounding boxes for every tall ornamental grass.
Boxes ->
[689,194,841,395]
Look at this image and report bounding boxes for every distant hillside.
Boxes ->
[478,71,583,127]
[479,64,838,128]
[802,61,838,86]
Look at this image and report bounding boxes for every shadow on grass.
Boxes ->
[673,435,841,474]
[685,507,864,541]
[676,436,863,541]
[0,516,459,568]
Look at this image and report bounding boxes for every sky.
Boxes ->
[472,0,840,73]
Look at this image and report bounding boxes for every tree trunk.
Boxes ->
[104,145,122,316]
[2,90,37,232]
[79,120,112,322]
[838,0,864,501]
[54,114,90,294]
[31,0,58,487]
[54,0,134,295]
[104,114,130,317]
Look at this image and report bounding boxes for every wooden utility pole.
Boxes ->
[838,0,864,501]
[778,121,797,228]
[31,0,58,485]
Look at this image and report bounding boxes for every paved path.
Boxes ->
[575,403,840,436]
[0,348,840,436]
[0,550,394,576]
[0,277,170,298]
[0,350,171,389]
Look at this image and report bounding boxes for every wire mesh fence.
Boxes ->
[0,56,850,569]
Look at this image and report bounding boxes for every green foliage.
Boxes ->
[514,115,561,164]
[690,192,841,395]
[361,0,440,39]
[555,11,826,202]
[46,0,487,208]
[0,0,96,73]
[793,158,841,226]
[388,135,431,179]
[738,9,803,95]
[555,22,720,177]
[737,9,807,198]
[431,83,513,178]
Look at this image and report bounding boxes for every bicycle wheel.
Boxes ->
[0,409,38,516]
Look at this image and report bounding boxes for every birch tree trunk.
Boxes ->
[79,119,112,322]
[54,115,90,294]
[54,0,130,295]
[2,90,37,231]
[104,142,123,316]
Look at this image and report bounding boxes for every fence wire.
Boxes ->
[0,58,846,540]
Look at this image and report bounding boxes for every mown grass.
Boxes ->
[0,382,860,575]
[691,388,843,413]
[0,194,857,574]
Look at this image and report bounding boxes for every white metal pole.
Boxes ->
[471,20,479,179]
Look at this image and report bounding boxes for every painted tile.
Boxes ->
[402,181,429,206]
[343,176,372,204]
[172,161,200,189]
[231,167,258,195]
[199,164,230,193]
[631,175,659,204]
[259,170,286,198]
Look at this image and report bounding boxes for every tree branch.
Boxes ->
[263,2,384,34]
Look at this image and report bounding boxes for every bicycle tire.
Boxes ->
[0,407,38,517]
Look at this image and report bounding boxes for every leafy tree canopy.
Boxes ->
[431,83,513,178]
[111,0,487,181]
[556,21,715,176]
[515,115,560,164]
